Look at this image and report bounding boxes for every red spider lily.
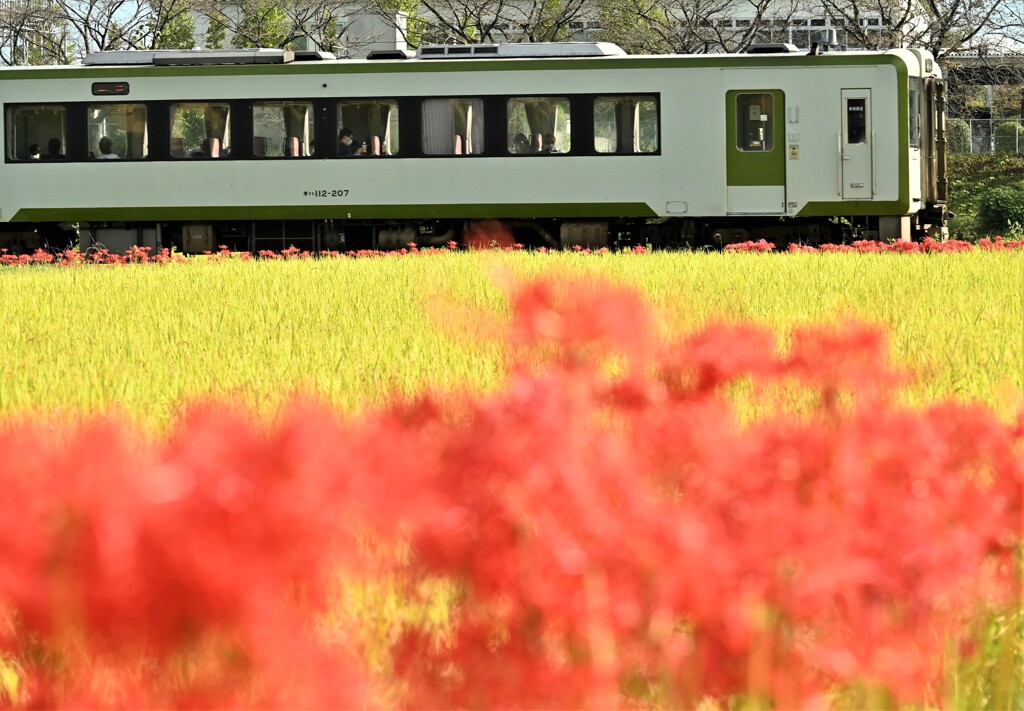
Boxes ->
[380,276,1024,708]
[725,239,775,252]
[1,229,1023,268]
[0,275,1020,709]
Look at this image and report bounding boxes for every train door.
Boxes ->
[725,90,785,214]
[841,89,872,199]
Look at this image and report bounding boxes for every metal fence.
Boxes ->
[948,117,1024,154]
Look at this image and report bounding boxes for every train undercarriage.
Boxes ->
[0,211,943,256]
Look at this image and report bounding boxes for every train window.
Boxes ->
[594,96,658,154]
[170,102,231,158]
[847,99,867,144]
[909,80,922,148]
[87,104,148,160]
[507,98,570,154]
[338,100,399,156]
[7,105,66,160]
[736,93,774,152]
[422,98,484,155]
[253,101,315,158]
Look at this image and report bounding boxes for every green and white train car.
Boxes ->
[0,42,947,253]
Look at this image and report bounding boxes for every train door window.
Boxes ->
[87,104,148,160]
[7,105,66,160]
[736,93,774,151]
[170,102,231,158]
[594,96,659,154]
[338,100,399,156]
[909,79,922,148]
[422,98,484,155]
[253,101,315,157]
[847,99,867,144]
[507,97,570,154]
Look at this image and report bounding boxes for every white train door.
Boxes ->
[841,89,872,199]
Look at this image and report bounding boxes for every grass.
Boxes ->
[0,250,1020,431]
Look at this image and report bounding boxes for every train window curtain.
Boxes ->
[422,99,484,155]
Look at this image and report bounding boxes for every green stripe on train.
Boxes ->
[10,203,660,222]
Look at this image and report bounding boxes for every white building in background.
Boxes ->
[341,12,408,57]
[710,15,888,49]
[191,8,407,58]
[185,0,898,59]
[182,0,965,62]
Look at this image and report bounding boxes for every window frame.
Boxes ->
[420,96,487,157]
[505,95,574,156]
[336,97,402,158]
[592,93,661,156]
[735,92,776,153]
[168,100,234,160]
[86,102,150,161]
[4,92,662,163]
[4,103,71,163]
[250,99,319,159]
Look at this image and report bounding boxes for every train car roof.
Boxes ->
[0,44,936,79]
[77,43,628,67]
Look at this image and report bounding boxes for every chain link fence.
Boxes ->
[948,117,1024,154]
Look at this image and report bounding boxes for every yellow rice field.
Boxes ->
[0,250,1020,430]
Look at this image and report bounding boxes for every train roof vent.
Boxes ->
[415,42,626,59]
[745,43,801,54]
[293,50,336,61]
[366,49,416,60]
[82,48,294,66]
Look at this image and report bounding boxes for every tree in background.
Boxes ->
[227,0,293,46]
[51,0,154,55]
[363,0,591,47]
[189,0,351,50]
[3,0,1023,68]
[0,0,196,63]
[0,0,67,65]
[147,0,198,49]
[947,117,971,152]
[596,0,800,54]
[818,0,1018,58]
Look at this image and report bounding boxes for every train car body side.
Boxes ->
[0,45,947,252]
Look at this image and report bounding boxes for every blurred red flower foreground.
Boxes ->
[1,277,1022,709]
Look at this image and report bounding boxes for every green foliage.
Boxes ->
[976,185,1024,234]
[990,84,1024,119]
[527,0,577,42]
[233,1,292,49]
[171,107,207,151]
[948,607,1024,710]
[993,121,1024,154]
[155,11,196,50]
[318,13,339,54]
[947,153,1024,238]
[594,0,674,54]
[957,85,1024,119]
[947,118,970,153]
[204,12,227,49]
